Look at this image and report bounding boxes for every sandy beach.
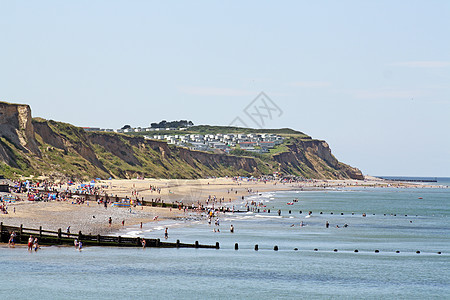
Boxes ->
[0,177,441,236]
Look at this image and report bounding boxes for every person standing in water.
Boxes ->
[164,227,168,239]
[33,238,39,251]
[27,235,34,251]
[230,225,234,233]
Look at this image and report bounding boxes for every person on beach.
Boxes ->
[122,220,125,226]
[164,227,168,239]
[108,217,112,227]
[67,226,70,234]
[326,221,329,228]
[230,225,234,233]
[33,238,39,251]
[78,241,83,251]
[141,238,146,248]
[8,231,16,248]
[74,239,78,249]
[27,235,34,251]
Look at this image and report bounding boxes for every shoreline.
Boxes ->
[1,177,447,238]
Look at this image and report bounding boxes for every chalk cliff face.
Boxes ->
[0,101,363,180]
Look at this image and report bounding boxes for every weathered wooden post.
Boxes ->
[254,244,259,251]
[195,241,199,248]
[136,237,140,246]
[235,243,239,250]
[78,231,82,242]
[39,226,42,238]
[20,224,23,235]
[0,222,3,242]
[97,234,101,244]
[176,239,180,248]
[215,242,220,249]
[118,236,122,245]
[57,228,62,244]
[156,238,160,247]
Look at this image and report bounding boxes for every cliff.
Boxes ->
[0,101,363,180]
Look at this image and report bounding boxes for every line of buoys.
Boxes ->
[269,210,418,217]
[239,245,442,254]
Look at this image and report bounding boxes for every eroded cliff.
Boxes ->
[0,101,363,180]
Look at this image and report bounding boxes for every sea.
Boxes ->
[1,177,449,299]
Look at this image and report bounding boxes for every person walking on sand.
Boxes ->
[164,227,168,239]
[108,217,112,227]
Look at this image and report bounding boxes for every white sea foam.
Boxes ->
[255,214,282,219]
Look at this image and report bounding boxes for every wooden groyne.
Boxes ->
[0,222,219,249]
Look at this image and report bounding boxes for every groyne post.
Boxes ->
[58,228,62,244]
[39,226,42,238]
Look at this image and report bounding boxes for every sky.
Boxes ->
[1,1,449,177]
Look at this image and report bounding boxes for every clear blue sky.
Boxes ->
[1,1,449,177]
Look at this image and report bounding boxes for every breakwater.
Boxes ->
[0,222,219,249]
